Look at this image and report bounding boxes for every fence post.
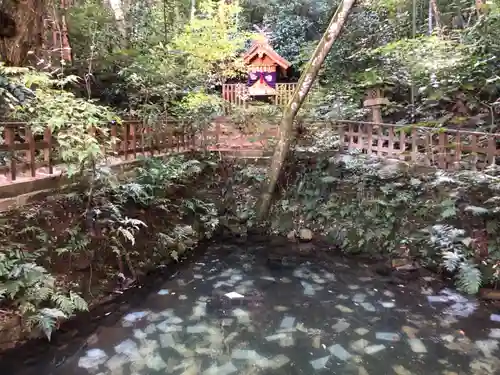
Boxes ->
[215,120,221,147]
[366,123,373,155]
[336,122,344,151]
[130,122,137,159]
[43,127,53,174]
[110,122,118,155]
[26,127,36,177]
[5,125,16,181]
[122,122,129,160]
[454,131,462,170]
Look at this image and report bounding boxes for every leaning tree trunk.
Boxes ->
[0,0,46,66]
[255,0,356,220]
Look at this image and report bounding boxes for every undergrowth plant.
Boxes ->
[246,150,500,294]
[0,153,220,341]
[0,245,87,340]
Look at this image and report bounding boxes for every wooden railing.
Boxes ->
[0,120,223,182]
[335,120,500,171]
[275,83,297,107]
[222,83,298,110]
[1,118,499,184]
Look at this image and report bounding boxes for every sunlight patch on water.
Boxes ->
[69,244,500,375]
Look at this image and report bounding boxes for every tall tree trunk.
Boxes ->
[255,0,356,220]
[0,0,46,66]
[107,0,128,44]
[430,0,442,36]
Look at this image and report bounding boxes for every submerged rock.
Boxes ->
[298,228,313,241]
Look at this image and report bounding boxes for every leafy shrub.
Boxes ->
[0,248,87,340]
[255,151,500,294]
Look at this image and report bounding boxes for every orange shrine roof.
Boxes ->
[243,35,291,70]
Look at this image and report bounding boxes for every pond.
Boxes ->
[10,238,500,374]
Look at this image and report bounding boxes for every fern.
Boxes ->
[441,250,462,272]
[0,249,88,340]
[51,293,76,314]
[27,313,58,340]
[70,292,88,311]
[429,225,482,295]
[456,262,482,294]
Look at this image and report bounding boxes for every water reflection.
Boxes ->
[54,240,500,375]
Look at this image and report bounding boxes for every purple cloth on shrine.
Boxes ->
[247,71,276,89]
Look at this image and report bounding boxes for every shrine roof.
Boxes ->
[243,40,291,70]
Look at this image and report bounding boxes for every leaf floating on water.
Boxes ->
[328,344,352,361]
[354,328,370,336]
[332,319,350,333]
[225,291,244,299]
[408,338,427,353]
[490,314,500,322]
[365,344,386,355]
[78,348,108,369]
[360,302,376,312]
[350,339,370,352]
[122,311,149,325]
[159,333,175,348]
[393,365,413,375]
[375,332,400,342]
[265,332,288,341]
[336,304,354,313]
[279,316,296,329]
[310,356,330,370]
[114,338,138,357]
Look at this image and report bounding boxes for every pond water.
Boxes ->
[37,240,500,374]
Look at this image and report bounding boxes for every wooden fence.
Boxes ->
[1,118,499,184]
[335,120,500,171]
[222,83,297,110]
[0,120,222,182]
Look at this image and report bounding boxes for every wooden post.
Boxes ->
[5,125,16,181]
[26,127,36,177]
[44,127,53,175]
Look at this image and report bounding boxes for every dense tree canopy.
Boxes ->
[0,0,499,130]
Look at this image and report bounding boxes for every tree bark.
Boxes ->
[106,0,128,44]
[255,0,356,221]
[430,0,442,36]
[0,0,46,66]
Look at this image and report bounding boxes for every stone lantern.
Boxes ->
[363,86,389,124]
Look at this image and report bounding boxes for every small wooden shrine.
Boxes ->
[222,27,295,109]
[242,31,291,96]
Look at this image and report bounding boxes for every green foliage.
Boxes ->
[67,0,124,68]
[229,103,281,133]
[172,90,224,129]
[115,0,250,122]
[236,149,500,294]
[171,1,251,82]
[9,69,119,174]
[427,224,482,294]
[0,247,87,340]
[0,153,220,341]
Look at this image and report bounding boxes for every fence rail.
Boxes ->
[0,120,228,182]
[0,118,499,185]
[222,83,297,110]
[335,120,500,171]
